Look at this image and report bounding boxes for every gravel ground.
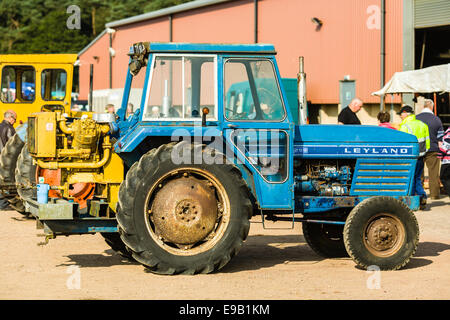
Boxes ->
[0,196,449,300]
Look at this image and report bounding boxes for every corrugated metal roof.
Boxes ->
[414,0,450,29]
[105,0,235,28]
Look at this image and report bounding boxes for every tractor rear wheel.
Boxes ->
[302,222,348,258]
[343,196,419,270]
[0,134,26,213]
[116,142,252,275]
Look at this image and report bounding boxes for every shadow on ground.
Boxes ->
[57,249,139,268]
[388,241,449,271]
[10,215,34,221]
[415,241,450,258]
[57,234,325,272]
[54,239,449,273]
[424,200,449,210]
[220,234,332,273]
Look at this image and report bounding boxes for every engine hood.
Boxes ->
[295,125,417,143]
[294,125,419,159]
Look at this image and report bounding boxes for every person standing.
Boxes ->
[377,111,396,130]
[438,127,450,198]
[0,110,17,150]
[398,105,430,209]
[338,98,363,125]
[105,104,115,114]
[0,110,17,210]
[415,99,444,200]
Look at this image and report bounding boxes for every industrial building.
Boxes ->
[77,0,450,125]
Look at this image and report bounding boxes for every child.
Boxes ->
[377,111,396,129]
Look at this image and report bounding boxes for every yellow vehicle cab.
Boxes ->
[0,54,78,126]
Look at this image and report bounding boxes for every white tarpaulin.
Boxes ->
[372,63,450,96]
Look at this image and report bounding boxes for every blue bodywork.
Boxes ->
[112,42,420,216]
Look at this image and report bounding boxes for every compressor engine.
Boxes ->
[294,160,353,196]
[27,111,123,211]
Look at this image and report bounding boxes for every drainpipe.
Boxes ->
[89,64,93,112]
[380,0,386,111]
[169,15,173,112]
[107,28,116,89]
[109,34,113,89]
[169,14,173,42]
[254,0,258,43]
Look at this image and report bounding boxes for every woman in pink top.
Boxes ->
[377,111,396,130]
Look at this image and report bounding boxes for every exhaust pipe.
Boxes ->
[297,57,308,125]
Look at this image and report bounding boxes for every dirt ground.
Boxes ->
[0,196,449,301]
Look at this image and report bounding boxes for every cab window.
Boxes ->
[143,55,216,120]
[224,59,285,121]
[1,66,35,103]
[41,69,67,101]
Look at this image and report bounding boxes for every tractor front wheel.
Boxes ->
[343,196,419,270]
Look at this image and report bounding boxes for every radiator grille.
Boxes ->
[350,159,415,196]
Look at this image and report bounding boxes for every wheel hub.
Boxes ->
[151,175,218,245]
[364,215,405,256]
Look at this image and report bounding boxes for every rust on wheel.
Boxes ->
[144,168,230,256]
[363,213,406,258]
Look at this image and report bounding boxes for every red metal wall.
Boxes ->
[259,0,403,104]
[78,0,403,104]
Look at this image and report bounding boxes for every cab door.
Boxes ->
[221,57,294,210]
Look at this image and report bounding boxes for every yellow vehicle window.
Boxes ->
[1,66,35,103]
[41,69,67,101]
[0,67,15,103]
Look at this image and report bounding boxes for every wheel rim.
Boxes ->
[363,213,406,257]
[144,168,230,256]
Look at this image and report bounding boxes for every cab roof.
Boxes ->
[141,42,276,55]
[0,54,78,64]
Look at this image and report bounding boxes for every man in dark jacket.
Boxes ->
[0,110,17,209]
[0,110,17,151]
[416,99,444,200]
[338,98,363,125]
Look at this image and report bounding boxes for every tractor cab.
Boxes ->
[115,42,294,209]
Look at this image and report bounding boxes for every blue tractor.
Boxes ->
[23,42,420,274]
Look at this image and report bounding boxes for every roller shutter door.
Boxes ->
[414,0,450,28]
